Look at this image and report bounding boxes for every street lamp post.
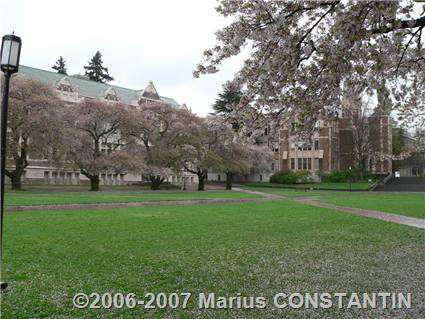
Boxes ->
[0,34,22,293]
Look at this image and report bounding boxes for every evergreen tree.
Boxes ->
[213,88,242,131]
[83,51,114,83]
[212,88,242,115]
[52,56,68,75]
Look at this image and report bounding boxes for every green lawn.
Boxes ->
[319,193,425,219]
[241,181,371,190]
[4,190,259,206]
[241,186,425,219]
[1,201,424,318]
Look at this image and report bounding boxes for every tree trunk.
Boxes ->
[150,175,164,190]
[89,175,100,191]
[6,144,28,191]
[5,169,24,191]
[225,172,233,190]
[11,174,22,190]
[197,172,206,191]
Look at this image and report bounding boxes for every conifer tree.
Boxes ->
[213,88,242,115]
[84,51,114,83]
[52,56,68,75]
[213,87,243,131]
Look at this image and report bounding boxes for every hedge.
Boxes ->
[270,170,313,184]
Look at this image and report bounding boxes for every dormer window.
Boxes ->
[105,93,119,101]
[138,98,155,106]
[104,88,119,102]
[56,77,74,93]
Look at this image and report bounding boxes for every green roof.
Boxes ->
[18,65,179,106]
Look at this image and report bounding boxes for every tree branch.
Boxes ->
[396,26,424,73]
[372,15,425,34]
[297,2,338,47]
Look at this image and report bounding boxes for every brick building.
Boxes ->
[279,114,392,177]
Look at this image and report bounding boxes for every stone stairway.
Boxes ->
[373,177,425,192]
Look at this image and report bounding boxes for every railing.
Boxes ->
[382,172,394,184]
[369,172,393,191]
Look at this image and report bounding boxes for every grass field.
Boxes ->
[319,193,425,219]
[240,187,425,219]
[4,190,259,206]
[1,201,424,318]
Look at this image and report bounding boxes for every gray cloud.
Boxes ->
[1,0,245,115]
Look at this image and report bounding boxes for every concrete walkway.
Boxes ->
[6,197,270,213]
[291,198,425,230]
[232,188,285,200]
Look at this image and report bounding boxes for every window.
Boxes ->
[264,127,268,136]
[105,93,119,101]
[52,172,58,184]
[296,158,312,170]
[104,88,119,101]
[314,158,320,170]
[59,172,65,183]
[217,174,221,181]
[271,163,275,171]
[57,78,74,93]
[44,171,50,182]
[58,83,73,92]
[314,140,319,150]
[302,158,307,170]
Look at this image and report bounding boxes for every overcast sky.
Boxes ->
[1,0,244,115]
[2,1,423,116]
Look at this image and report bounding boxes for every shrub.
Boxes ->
[321,169,369,183]
[296,170,312,183]
[270,170,298,184]
[271,170,316,184]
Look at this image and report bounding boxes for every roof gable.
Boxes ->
[141,81,160,100]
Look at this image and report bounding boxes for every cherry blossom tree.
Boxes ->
[64,99,129,191]
[4,77,65,190]
[124,102,198,190]
[208,116,273,189]
[195,1,425,130]
[177,116,226,191]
